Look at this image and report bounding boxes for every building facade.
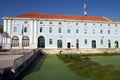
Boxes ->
[2,12,120,49]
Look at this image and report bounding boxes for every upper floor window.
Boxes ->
[115,27,118,35]
[76,28,79,33]
[24,27,27,32]
[14,26,17,32]
[76,23,79,25]
[108,24,110,26]
[49,21,52,24]
[92,29,95,34]
[58,27,62,33]
[101,39,103,45]
[84,26,87,34]
[108,30,110,34]
[84,23,87,26]
[40,21,43,24]
[49,27,52,33]
[115,24,117,27]
[40,27,43,32]
[59,22,61,25]
[67,29,70,33]
[100,29,103,34]
[100,24,102,26]
[24,21,28,24]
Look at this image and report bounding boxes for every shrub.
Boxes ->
[57,54,120,80]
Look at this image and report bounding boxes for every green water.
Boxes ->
[90,56,120,70]
[22,55,89,80]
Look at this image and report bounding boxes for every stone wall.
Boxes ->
[43,48,120,54]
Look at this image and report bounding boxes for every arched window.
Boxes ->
[12,36,19,47]
[22,36,29,47]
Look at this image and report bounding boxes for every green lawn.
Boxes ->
[23,55,89,80]
[90,56,120,70]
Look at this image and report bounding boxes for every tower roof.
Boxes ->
[14,12,118,22]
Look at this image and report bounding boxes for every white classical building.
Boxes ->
[2,12,120,49]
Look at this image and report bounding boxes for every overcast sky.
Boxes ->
[0,0,120,24]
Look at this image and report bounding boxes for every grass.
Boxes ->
[22,55,89,80]
[57,54,120,80]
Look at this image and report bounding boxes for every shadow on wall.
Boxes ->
[0,67,14,80]
[15,54,46,80]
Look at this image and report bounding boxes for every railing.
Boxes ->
[12,49,40,71]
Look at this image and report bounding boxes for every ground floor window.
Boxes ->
[76,39,79,48]
[108,40,111,48]
[12,36,19,47]
[22,36,29,47]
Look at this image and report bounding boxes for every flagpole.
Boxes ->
[84,0,87,16]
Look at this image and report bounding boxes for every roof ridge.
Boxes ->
[103,16,113,22]
[14,12,119,22]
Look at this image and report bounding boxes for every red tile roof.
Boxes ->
[15,12,118,22]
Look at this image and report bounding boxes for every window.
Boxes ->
[58,27,62,33]
[108,24,110,26]
[40,21,43,24]
[67,29,70,33]
[12,36,19,47]
[92,25,95,34]
[100,29,103,34]
[59,22,61,25]
[76,23,79,25]
[101,39,103,45]
[49,39,52,44]
[76,28,79,33]
[49,27,52,33]
[24,27,27,32]
[85,39,87,45]
[40,27,43,32]
[92,29,95,34]
[108,30,110,34]
[14,26,17,32]
[115,24,118,27]
[49,21,52,24]
[22,36,29,47]
[76,39,79,48]
[100,24,102,26]
[24,21,27,24]
[84,23,87,26]
[115,26,118,35]
[84,27,87,34]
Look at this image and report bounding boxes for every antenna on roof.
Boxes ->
[84,0,87,16]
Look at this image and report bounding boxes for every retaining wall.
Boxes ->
[43,48,120,54]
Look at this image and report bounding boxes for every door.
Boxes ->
[115,41,119,48]
[38,36,45,48]
[92,40,96,48]
[57,40,62,48]
[67,42,71,48]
